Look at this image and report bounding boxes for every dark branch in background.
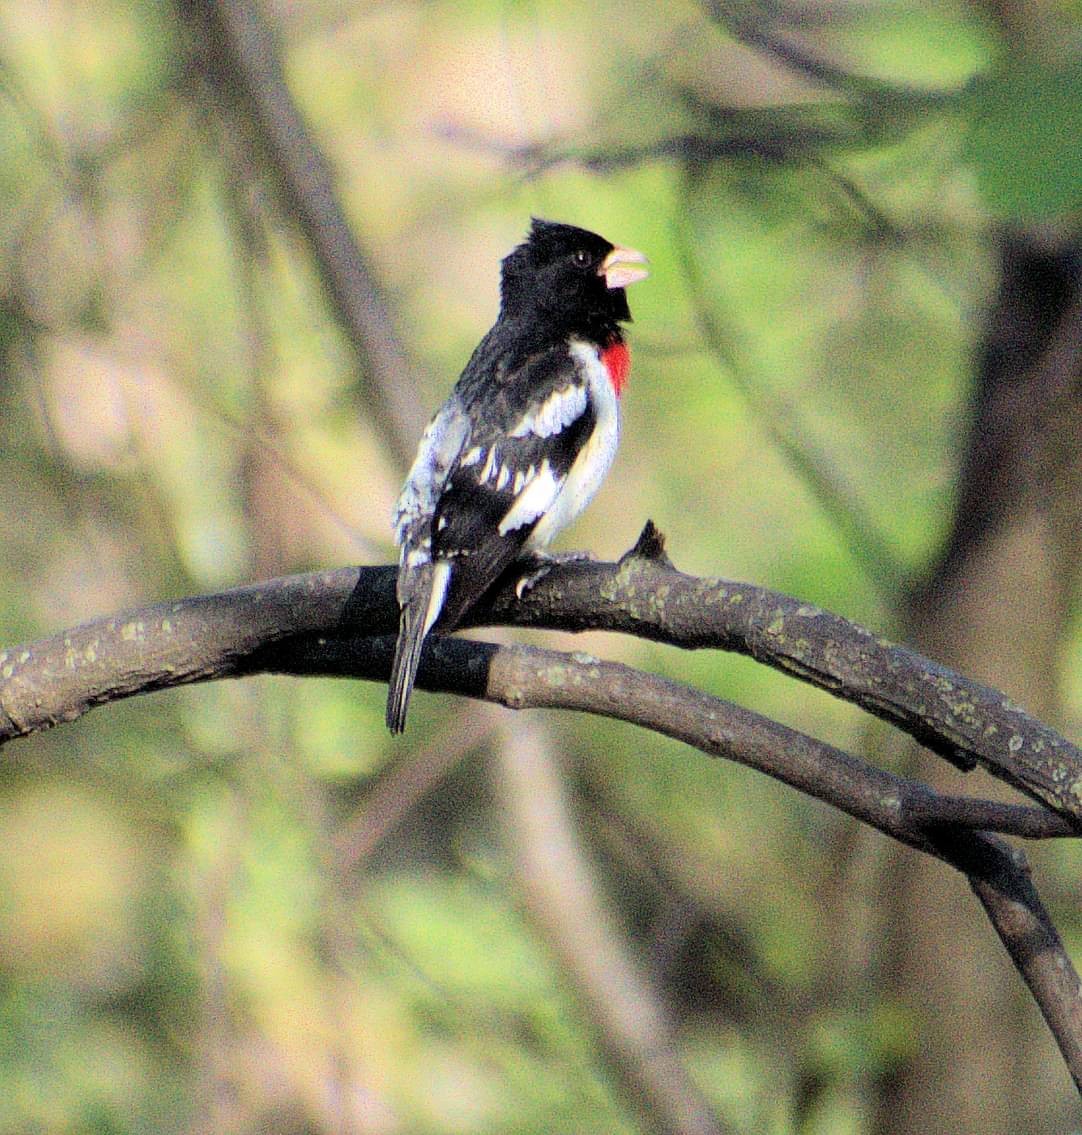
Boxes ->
[701,0,918,101]
[2,525,1080,820]
[443,112,849,178]
[176,0,427,466]
[913,229,1082,603]
[446,0,960,184]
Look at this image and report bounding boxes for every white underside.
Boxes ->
[523,338,620,551]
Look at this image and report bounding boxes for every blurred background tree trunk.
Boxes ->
[871,225,1082,1134]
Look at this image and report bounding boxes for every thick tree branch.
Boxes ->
[248,632,1082,1092]
[912,228,1082,606]
[3,530,1078,819]
[2,539,1081,1088]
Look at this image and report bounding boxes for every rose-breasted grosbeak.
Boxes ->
[387,219,648,733]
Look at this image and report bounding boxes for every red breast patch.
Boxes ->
[601,341,630,396]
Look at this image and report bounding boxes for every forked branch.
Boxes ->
[1,527,1081,1090]
[3,524,1078,820]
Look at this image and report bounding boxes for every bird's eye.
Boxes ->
[572,248,592,268]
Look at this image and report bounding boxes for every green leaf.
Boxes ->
[964,60,1082,219]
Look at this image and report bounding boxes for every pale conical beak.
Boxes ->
[600,246,649,289]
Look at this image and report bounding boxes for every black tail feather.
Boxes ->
[386,600,427,734]
[388,561,448,734]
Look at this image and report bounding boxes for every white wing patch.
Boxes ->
[498,460,562,535]
[513,464,534,495]
[422,560,452,635]
[510,383,588,439]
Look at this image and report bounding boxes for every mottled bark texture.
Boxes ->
[3,529,1079,819]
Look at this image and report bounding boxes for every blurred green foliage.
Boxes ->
[964,57,1082,218]
[0,1,1079,1132]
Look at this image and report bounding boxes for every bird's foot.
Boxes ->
[514,550,595,598]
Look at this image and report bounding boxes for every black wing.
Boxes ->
[433,341,595,628]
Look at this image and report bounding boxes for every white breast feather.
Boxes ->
[524,339,620,551]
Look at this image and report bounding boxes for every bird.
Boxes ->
[386,218,648,733]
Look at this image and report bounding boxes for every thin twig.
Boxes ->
[672,218,908,599]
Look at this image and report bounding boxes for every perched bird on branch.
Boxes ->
[387,219,648,732]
